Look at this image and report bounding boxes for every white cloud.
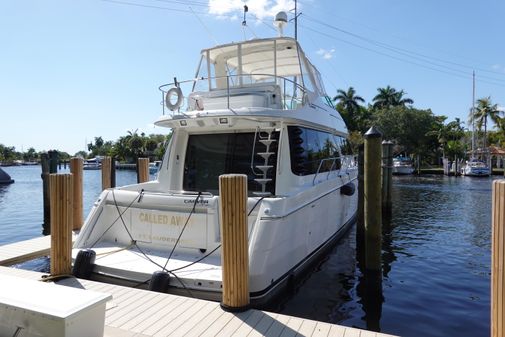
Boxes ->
[316,48,335,60]
[208,0,295,21]
[492,64,505,73]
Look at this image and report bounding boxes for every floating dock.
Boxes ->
[0,237,398,337]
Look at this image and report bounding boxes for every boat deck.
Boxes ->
[0,237,398,337]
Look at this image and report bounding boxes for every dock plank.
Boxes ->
[327,324,346,337]
[181,303,227,337]
[312,321,331,337]
[198,310,237,337]
[248,312,278,337]
[0,263,399,337]
[167,300,217,337]
[121,293,180,332]
[0,234,79,266]
[296,319,317,336]
[136,296,192,335]
[342,327,361,337]
[0,236,51,266]
[217,309,256,336]
[265,313,291,337]
[279,316,304,337]
[231,309,265,336]
[153,298,209,336]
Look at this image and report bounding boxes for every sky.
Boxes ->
[1,0,504,155]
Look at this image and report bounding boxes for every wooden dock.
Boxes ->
[0,234,76,266]
[0,238,398,337]
[0,236,52,266]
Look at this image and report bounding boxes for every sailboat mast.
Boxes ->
[471,70,475,156]
[294,0,298,40]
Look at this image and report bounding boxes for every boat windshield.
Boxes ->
[193,38,321,95]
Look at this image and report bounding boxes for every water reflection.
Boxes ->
[0,184,10,206]
[0,168,492,337]
[273,175,491,337]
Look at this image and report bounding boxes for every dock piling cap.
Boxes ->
[364,126,382,139]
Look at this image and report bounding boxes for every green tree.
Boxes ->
[372,106,438,158]
[333,87,365,132]
[427,117,466,159]
[469,96,502,149]
[74,150,88,158]
[372,85,414,109]
[22,147,38,162]
[0,144,16,162]
[87,136,113,157]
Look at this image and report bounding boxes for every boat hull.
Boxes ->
[73,175,358,307]
[392,166,414,175]
[462,168,490,177]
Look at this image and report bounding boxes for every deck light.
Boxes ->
[179,120,187,126]
[219,117,228,124]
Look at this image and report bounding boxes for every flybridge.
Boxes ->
[159,37,331,115]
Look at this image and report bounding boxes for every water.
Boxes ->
[267,175,491,337]
[0,166,492,337]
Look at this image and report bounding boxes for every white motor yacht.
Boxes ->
[73,35,358,307]
[392,156,414,175]
[461,158,490,177]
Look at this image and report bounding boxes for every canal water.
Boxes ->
[0,166,492,337]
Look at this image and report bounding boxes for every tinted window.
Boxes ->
[183,132,278,195]
[288,126,347,176]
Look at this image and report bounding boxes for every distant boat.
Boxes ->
[462,71,491,177]
[392,156,414,175]
[461,158,490,177]
[149,160,161,174]
[83,157,102,170]
[0,167,14,184]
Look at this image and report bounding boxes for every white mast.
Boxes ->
[471,70,475,157]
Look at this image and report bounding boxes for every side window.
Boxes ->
[288,126,345,176]
[288,126,308,176]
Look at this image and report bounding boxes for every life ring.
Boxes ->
[165,87,183,111]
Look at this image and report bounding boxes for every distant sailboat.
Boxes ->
[462,71,490,177]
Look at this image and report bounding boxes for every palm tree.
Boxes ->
[393,90,414,107]
[372,85,396,109]
[372,86,414,108]
[333,87,365,131]
[470,96,502,149]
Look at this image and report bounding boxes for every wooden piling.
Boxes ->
[137,158,150,183]
[382,141,393,210]
[492,180,505,337]
[356,144,365,267]
[49,174,73,276]
[41,153,51,235]
[69,158,83,230]
[110,157,116,188]
[48,150,58,174]
[219,174,249,311]
[364,126,382,271]
[101,156,112,190]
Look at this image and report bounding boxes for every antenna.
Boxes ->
[242,5,248,26]
[294,0,297,40]
[273,11,288,37]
